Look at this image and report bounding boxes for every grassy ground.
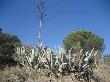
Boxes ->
[0,64,110,82]
[93,64,110,82]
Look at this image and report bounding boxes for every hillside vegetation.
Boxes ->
[0,29,110,82]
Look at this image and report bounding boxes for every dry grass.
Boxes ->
[0,64,110,82]
[0,66,37,82]
[93,64,110,82]
[0,66,78,82]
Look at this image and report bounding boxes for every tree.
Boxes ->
[63,30,105,54]
[0,30,21,67]
[0,28,2,33]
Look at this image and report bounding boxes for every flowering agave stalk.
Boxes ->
[37,0,46,44]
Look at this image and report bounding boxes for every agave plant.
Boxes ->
[15,46,34,66]
[14,43,98,82]
[71,48,98,82]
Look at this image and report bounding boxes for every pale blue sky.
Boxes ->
[0,0,110,54]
